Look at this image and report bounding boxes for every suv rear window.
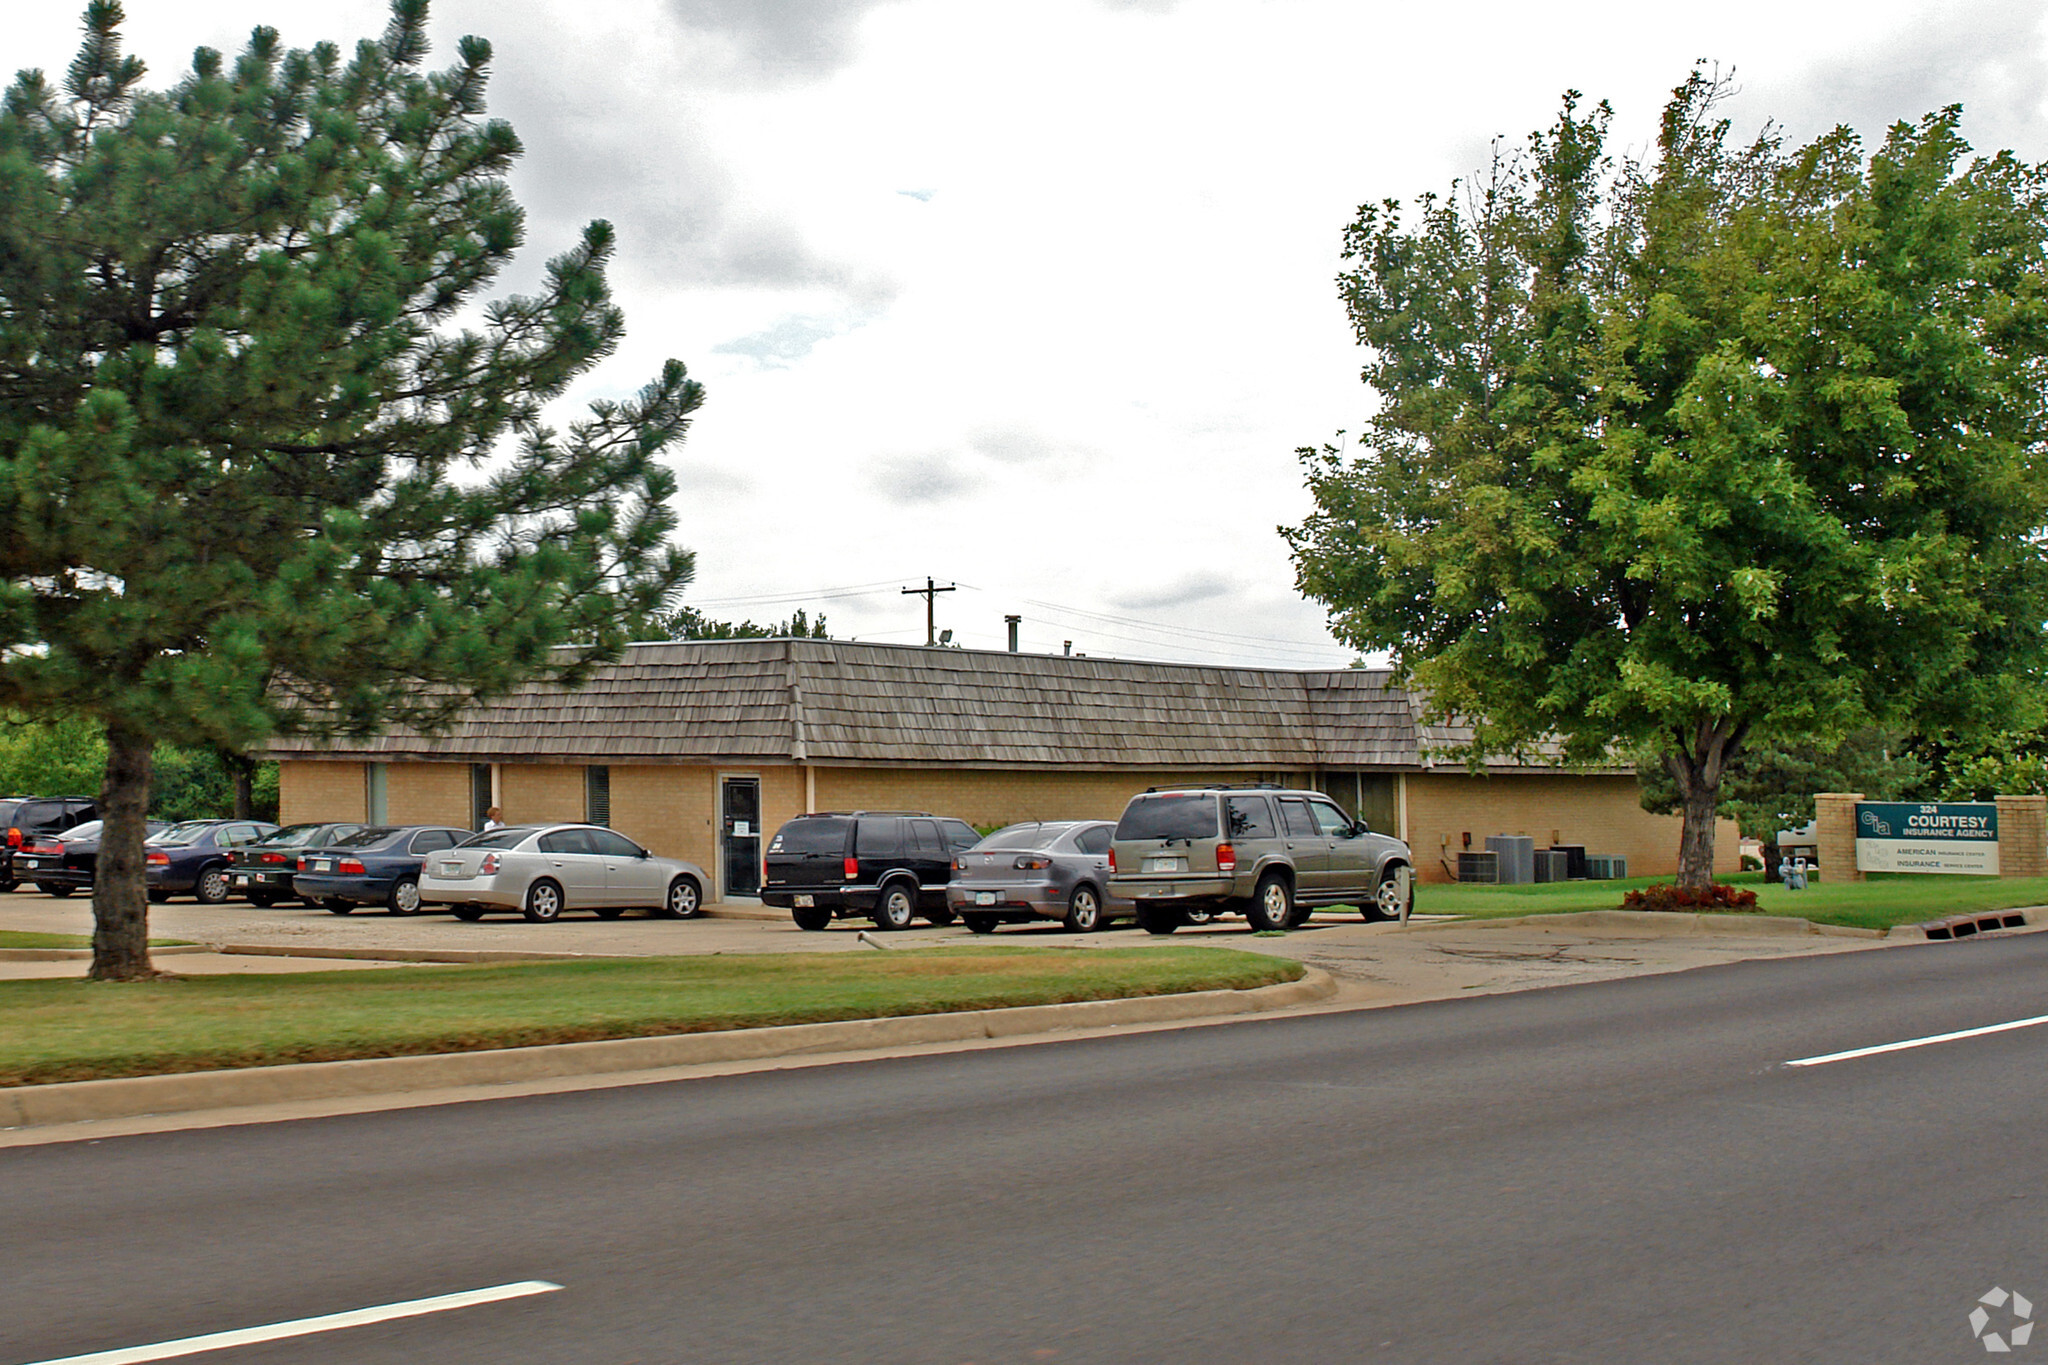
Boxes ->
[770,818,852,856]
[1115,795,1218,841]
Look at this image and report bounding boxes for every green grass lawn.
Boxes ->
[0,930,191,950]
[0,945,1299,1087]
[1409,871,2048,932]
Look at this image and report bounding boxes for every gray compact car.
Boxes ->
[417,823,707,923]
[946,820,1132,934]
[1107,784,1412,934]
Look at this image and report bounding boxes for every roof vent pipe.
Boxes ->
[1064,640,1073,656]
[1005,615,1021,652]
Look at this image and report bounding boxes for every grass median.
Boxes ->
[1410,871,2048,932]
[0,944,1300,1088]
[0,931,191,951]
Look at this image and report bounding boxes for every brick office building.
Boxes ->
[264,639,1733,900]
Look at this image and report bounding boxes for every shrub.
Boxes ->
[1622,882,1761,913]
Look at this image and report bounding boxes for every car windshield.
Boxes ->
[250,824,334,848]
[769,818,852,855]
[1115,795,1218,841]
[58,820,105,841]
[331,827,403,849]
[976,823,1067,851]
[463,826,540,850]
[149,821,220,847]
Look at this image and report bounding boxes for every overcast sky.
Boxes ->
[15,0,2048,666]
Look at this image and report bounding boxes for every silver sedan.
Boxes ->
[418,823,707,923]
[946,820,1131,933]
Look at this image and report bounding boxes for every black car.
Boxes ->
[761,811,980,931]
[144,819,280,903]
[1,796,97,892]
[13,818,171,896]
[293,825,475,915]
[225,822,366,906]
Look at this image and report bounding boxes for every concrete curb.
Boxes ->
[1398,910,1819,936]
[0,969,1335,1130]
[213,944,604,964]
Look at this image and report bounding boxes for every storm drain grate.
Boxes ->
[1921,911,2031,940]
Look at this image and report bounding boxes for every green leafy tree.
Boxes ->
[1635,728,1928,841]
[1286,72,2048,886]
[654,605,831,640]
[0,2,699,977]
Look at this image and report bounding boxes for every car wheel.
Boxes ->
[873,882,917,931]
[791,905,832,931]
[387,877,421,916]
[452,905,487,922]
[594,906,626,920]
[0,879,18,893]
[147,888,170,904]
[195,865,231,905]
[41,883,73,898]
[1136,905,1183,935]
[1183,908,1215,925]
[1246,873,1294,932]
[247,892,277,908]
[963,913,1000,935]
[1365,867,1408,922]
[1063,884,1105,933]
[923,905,957,926]
[323,898,353,915]
[523,879,564,923]
[663,876,702,920]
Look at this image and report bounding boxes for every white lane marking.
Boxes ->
[20,1280,562,1365]
[1786,1013,2048,1068]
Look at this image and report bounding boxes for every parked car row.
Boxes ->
[761,785,1415,936]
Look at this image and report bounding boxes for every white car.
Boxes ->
[419,823,707,923]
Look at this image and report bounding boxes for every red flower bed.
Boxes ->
[1621,882,1761,913]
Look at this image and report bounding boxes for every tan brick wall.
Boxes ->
[1813,792,1863,883]
[386,762,471,829]
[500,764,586,826]
[1403,771,1738,883]
[278,760,367,825]
[610,765,718,869]
[1996,795,2047,878]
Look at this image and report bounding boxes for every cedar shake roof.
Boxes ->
[261,638,1577,771]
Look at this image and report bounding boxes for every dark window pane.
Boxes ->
[1225,797,1277,839]
[1115,795,1218,841]
[770,818,853,856]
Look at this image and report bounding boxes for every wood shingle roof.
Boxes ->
[261,639,1568,770]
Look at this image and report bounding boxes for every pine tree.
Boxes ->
[0,2,700,977]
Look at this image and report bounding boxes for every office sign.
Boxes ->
[1854,802,2000,875]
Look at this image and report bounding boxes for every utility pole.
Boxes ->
[901,577,956,647]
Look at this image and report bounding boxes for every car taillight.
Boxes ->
[844,856,859,879]
[27,842,60,857]
[1108,848,1116,873]
[146,852,169,866]
[338,859,366,876]
[1013,855,1051,871]
[5,828,19,847]
[479,853,501,874]
[1216,842,1236,873]
[260,852,287,865]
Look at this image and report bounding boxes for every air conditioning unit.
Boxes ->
[1532,850,1570,884]
[1585,855,1627,880]
[1485,835,1535,885]
[1456,851,1499,883]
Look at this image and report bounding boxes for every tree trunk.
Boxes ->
[228,751,255,820]
[1662,718,1748,889]
[90,723,157,982]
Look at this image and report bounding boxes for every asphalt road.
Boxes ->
[4,933,2046,1364]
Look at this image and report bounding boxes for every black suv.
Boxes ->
[0,797,98,892]
[762,811,981,931]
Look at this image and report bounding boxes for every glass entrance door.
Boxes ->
[721,776,762,897]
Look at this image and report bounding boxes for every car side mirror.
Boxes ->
[638,848,651,859]
[1351,821,1369,838]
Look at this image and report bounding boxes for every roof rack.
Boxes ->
[1140,783,1287,794]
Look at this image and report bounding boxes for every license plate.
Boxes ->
[975,891,997,906]
[19,858,39,869]
[1143,857,1186,873]
[233,875,248,885]
[793,894,814,908]
[309,859,331,872]
[438,861,462,877]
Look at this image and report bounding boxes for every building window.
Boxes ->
[585,765,610,827]
[365,763,388,824]
[471,764,494,828]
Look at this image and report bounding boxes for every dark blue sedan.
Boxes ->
[145,820,281,903]
[293,826,475,915]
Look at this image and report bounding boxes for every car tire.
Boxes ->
[1063,884,1105,933]
[963,913,1000,935]
[663,876,702,920]
[41,883,73,898]
[323,898,353,915]
[194,865,231,905]
[248,892,277,908]
[923,905,957,926]
[147,888,170,904]
[1182,908,1215,925]
[1365,867,1408,922]
[523,879,564,923]
[452,905,487,922]
[387,877,421,916]
[791,905,832,931]
[1246,873,1294,932]
[0,879,18,893]
[873,882,917,931]
[1136,905,1182,935]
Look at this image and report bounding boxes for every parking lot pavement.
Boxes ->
[0,885,1903,1001]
